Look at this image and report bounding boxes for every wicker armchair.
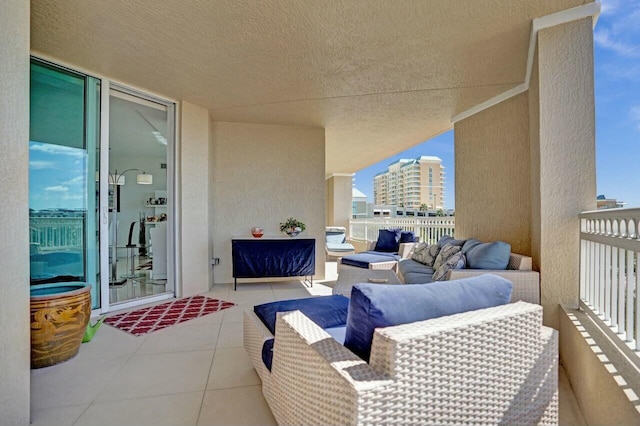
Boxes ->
[244,301,558,425]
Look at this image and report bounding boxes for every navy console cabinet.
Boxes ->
[231,238,315,290]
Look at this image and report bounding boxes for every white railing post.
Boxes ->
[580,208,640,350]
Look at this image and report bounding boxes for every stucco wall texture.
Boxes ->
[0,0,31,423]
[454,92,532,256]
[535,18,596,327]
[325,175,352,231]
[210,122,325,284]
[455,18,595,330]
[180,102,211,296]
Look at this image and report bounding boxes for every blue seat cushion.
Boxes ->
[465,241,511,270]
[341,251,400,269]
[254,295,349,335]
[326,232,347,244]
[326,242,356,252]
[343,275,513,361]
[374,229,401,252]
[402,271,434,284]
[398,258,433,276]
[255,295,349,371]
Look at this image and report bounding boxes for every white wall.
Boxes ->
[0,0,31,423]
[179,102,211,296]
[210,122,325,284]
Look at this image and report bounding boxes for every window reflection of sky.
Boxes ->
[29,141,87,211]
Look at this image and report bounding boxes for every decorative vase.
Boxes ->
[30,283,91,369]
[251,226,264,238]
[285,227,302,237]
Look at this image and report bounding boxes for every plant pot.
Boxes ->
[30,283,91,369]
[285,227,302,237]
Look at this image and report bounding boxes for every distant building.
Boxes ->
[596,194,625,209]
[352,187,368,219]
[373,156,445,209]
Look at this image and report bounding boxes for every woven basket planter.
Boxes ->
[30,283,91,369]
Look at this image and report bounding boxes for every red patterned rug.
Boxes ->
[105,295,235,336]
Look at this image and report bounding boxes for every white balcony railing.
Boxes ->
[30,216,84,252]
[350,217,455,245]
[580,208,640,351]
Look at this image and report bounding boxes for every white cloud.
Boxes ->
[595,30,640,57]
[595,1,640,57]
[29,161,56,170]
[44,185,69,192]
[63,175,84,185]
[600,0,623,16]
[30,143,85,158]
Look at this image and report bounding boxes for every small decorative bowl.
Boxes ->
[251,226,264,238]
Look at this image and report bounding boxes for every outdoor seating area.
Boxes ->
[244,273,561,425]
[338,231,541,305]
[5,2,633,425]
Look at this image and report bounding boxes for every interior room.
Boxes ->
[108,90,171,304]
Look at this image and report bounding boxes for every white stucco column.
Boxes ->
[0,0,31,424]
[179,101,211,296]
[529,17,596,328]
[325,174,353,233]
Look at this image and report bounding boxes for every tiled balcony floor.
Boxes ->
[30,262,586,425]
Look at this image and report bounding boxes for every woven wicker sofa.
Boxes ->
[399,252,541,304]
[244,299,558,425]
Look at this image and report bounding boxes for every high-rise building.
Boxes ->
[373,156,445,209]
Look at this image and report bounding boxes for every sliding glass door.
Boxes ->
[29,58,176,313]
[106,87,173,306]
[29,59,101,309]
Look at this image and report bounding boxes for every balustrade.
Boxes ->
[580,208,640,351]
[29,216,84,252]
[349,217,455,245]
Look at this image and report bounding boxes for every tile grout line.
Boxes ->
[71,345,142,426]
[196,323,224,425]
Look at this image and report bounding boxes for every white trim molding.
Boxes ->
[325,173,355,180]
[452,2,601,123]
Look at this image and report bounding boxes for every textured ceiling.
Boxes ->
[31,0,587,174]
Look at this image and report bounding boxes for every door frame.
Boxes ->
[98,82,177,313]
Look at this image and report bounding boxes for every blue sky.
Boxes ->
[354,0,640,210]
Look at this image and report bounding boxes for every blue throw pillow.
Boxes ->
[399,231,417,243]
[374,229,401,252]
[437,235,466,248]
[343,275,513,361]
[465,241,511,270]
[254,295,349,334]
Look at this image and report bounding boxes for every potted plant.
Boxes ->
[280,217,306,237]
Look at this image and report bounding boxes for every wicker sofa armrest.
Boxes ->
[509,253,533,270]
[397,242,417,259]
[445,269,540,304]
[269,310,393,425]
[243,310,275,383]
[368,302,557,425]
